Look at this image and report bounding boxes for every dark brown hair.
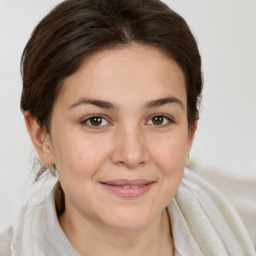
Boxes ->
[20,0,203,214]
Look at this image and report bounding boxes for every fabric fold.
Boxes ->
[1,169,255,256]
[173,168,255,256]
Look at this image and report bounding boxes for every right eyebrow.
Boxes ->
[68,97,118,110]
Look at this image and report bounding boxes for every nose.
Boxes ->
[110,125,149,169]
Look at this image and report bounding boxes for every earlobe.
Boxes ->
[24,111,54,166]
[185,121,197,164]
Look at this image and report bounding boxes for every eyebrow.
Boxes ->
[69,98,117,109]
[69,96,183,110]
[144,96,183,109]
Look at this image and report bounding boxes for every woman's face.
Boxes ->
[44,44,194,230]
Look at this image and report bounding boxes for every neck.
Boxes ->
[59,205,174,256]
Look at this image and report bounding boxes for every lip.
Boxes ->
[100,179,155,198]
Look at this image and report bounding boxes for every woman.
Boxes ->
[0,0,255,255]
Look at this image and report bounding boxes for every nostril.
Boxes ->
[110,130,150,168]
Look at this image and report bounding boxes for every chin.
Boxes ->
[100,208,157,231]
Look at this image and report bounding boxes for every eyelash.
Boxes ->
[80,114,174,129]
[80,115,110,129]
[147,114,174,126]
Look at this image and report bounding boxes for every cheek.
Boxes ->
[152,132,188,187]
[151,132,189,171]
[51,130,110,178]
[148,133,188,207]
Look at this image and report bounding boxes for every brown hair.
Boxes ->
[20,0,203,214]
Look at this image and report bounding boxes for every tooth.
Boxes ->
[123,185,130,188]
[131,185,139,188]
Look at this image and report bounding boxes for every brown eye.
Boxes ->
[89,117,103,126]
[81,116,109,128]
[152,116,164,125]
[147,115,173,126]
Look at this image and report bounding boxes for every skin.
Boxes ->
[25,44,196,256]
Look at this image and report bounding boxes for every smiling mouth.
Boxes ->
[100,180,155,198]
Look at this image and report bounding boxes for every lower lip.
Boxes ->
[101,183,154,198]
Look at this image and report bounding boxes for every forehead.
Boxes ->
[57,44,187,108]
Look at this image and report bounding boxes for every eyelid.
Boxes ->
[80,115,111,129]
[146,114,175,126]
[80,114,174,129]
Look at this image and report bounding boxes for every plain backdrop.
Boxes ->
[0,0,255,231]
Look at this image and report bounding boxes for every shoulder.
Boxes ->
[170,168,256,256]
[0,181,57,256]
[0,226,13,256]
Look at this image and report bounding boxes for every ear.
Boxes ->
[24,111,54,166]
[185,121,197,164]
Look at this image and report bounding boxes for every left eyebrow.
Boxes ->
[68,96,183,110]
[144,96,184,109]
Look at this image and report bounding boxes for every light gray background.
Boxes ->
[0,0,255,231]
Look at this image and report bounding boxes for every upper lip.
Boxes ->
[100,179,154,186]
